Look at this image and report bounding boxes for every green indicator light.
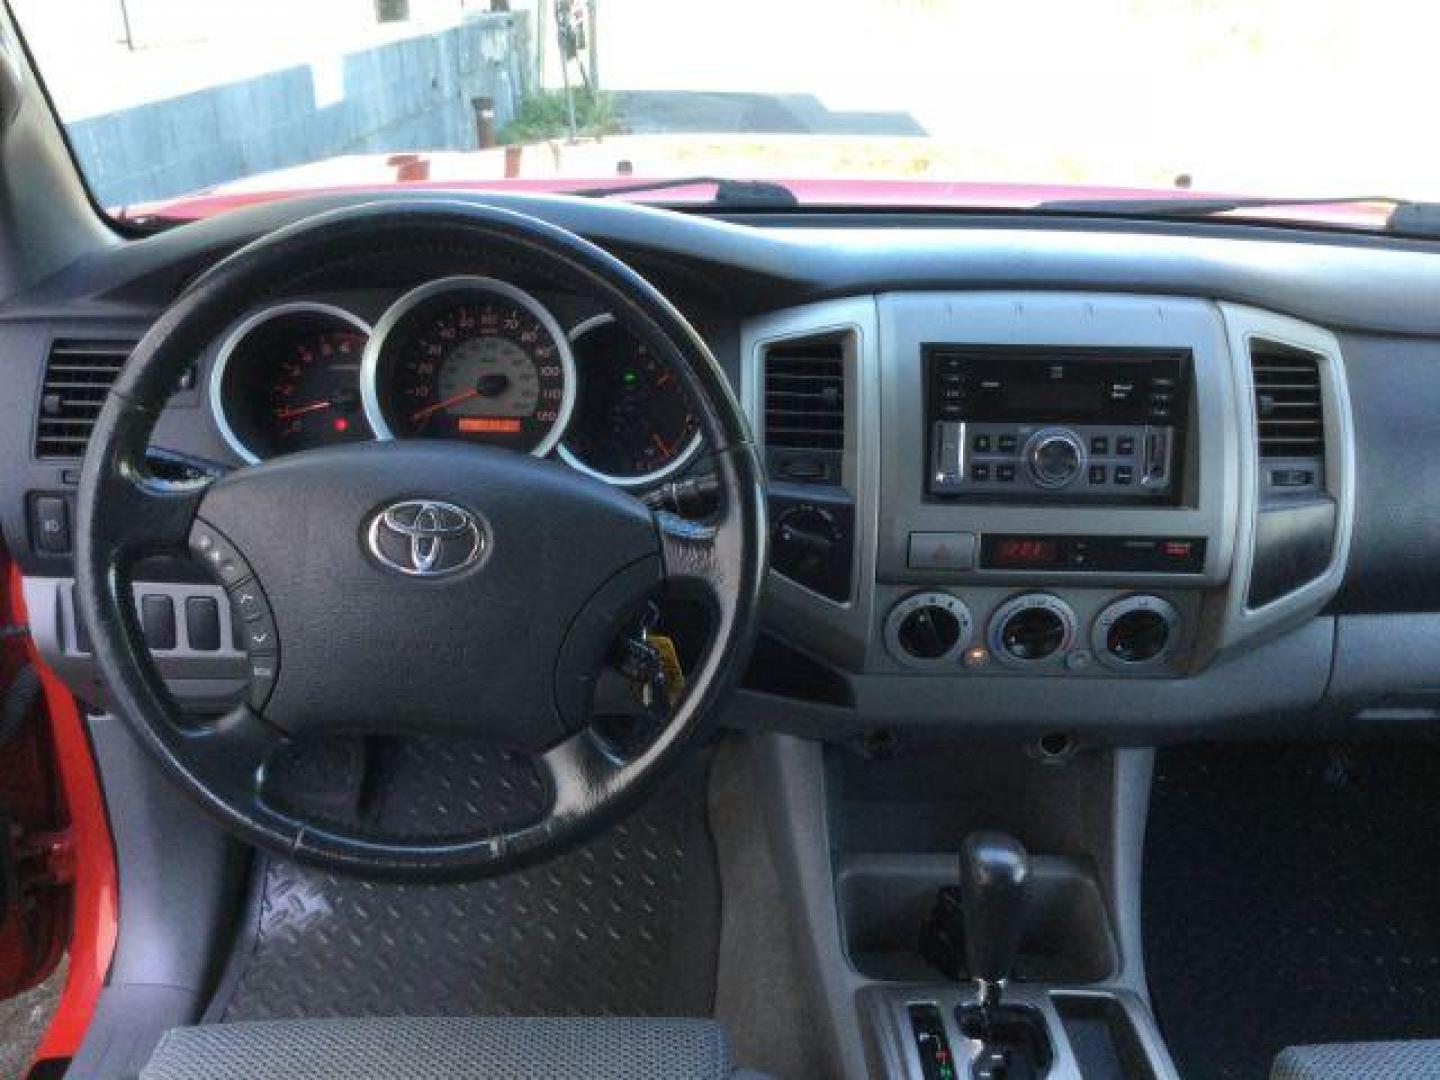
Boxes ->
[621,370,639,386]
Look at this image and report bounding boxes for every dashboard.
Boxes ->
[4,190,1440,742]
[209,277,703,486]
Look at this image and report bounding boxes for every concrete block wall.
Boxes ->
[67,12,529,209]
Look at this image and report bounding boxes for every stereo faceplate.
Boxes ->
[925,344,1189,505]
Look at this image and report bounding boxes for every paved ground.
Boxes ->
[616,91,924,138]
[0,959,64,1080]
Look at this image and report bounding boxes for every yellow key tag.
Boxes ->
[648,633,686,706]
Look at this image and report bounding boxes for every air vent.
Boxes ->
[1251,343,1324,458]
[763,339,845,451]
[34,340,131,459]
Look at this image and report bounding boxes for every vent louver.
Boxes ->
[1251,343,1324,458]
[763,340,845,451]
[34,340,131,459]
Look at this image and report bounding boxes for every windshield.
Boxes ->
[8,0,1432,230]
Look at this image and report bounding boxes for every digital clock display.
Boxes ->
[992,537,1059,567]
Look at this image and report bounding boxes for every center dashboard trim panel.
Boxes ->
[742,296,881,672]
[1217,302,1355,646]
[744,289,1356,693]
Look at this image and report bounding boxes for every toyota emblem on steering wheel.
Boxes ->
[366,499,487,577]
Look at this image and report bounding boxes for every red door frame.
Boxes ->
[4,564,118,1070]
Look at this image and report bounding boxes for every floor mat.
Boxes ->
[0,957,64,1080]
[213,740,719,1022]
[1145,743,1440,1080]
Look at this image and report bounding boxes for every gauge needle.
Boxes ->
[274,400,332,420]
[652,432,675,457]
[410,388,480,422]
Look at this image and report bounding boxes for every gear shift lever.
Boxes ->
[960,831,1031,1016]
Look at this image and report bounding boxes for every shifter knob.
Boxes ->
[960,831,1031,1011]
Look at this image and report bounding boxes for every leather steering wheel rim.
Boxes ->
[74,201,767,881]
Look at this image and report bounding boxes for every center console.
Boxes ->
[740,294,1354,1079]
[753,733,1180,1080]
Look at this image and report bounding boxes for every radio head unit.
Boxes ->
[925,344,1190,504]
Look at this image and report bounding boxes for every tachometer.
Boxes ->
[559,315,702,486]
[211,302,373,463]
[362,277,575,456]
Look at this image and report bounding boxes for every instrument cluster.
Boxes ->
[210,277,704,487]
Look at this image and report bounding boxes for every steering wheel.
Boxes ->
[74,201,766,880]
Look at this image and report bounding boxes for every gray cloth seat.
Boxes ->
[1273,1040,1440,1079]
[140,1016,769,1080]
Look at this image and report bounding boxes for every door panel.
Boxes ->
[0,587,67,1005]
[2,560,117,1074]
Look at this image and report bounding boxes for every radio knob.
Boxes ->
[1024,428,1086,489]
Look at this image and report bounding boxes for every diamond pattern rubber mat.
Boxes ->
[264,736,551,838]
[1145,743,1440,1080]
[216,745,718,1022]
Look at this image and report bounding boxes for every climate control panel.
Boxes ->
[882,588,1189,676]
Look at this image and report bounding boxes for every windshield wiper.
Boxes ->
[1387,202,1440,237]
[1036,193,1440,238]
[1035,193,1405,216]
[1033,192,1440,237]
[567,176,799,208]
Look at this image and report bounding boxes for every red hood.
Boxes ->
[122,143,1390,230]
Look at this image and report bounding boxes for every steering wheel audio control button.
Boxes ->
[189,522,252,587]
[247,653,280,709]
[234,601,278,655]
[229,577,280,707]
[230,582,268,624]
[188,521,281,698]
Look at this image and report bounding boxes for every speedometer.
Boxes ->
[362,277,575,456]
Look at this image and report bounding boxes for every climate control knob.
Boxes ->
[1092,595,1181,671]
[988,594,1077,667]
[884,591,973,668]
[1023,427,1086,489]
